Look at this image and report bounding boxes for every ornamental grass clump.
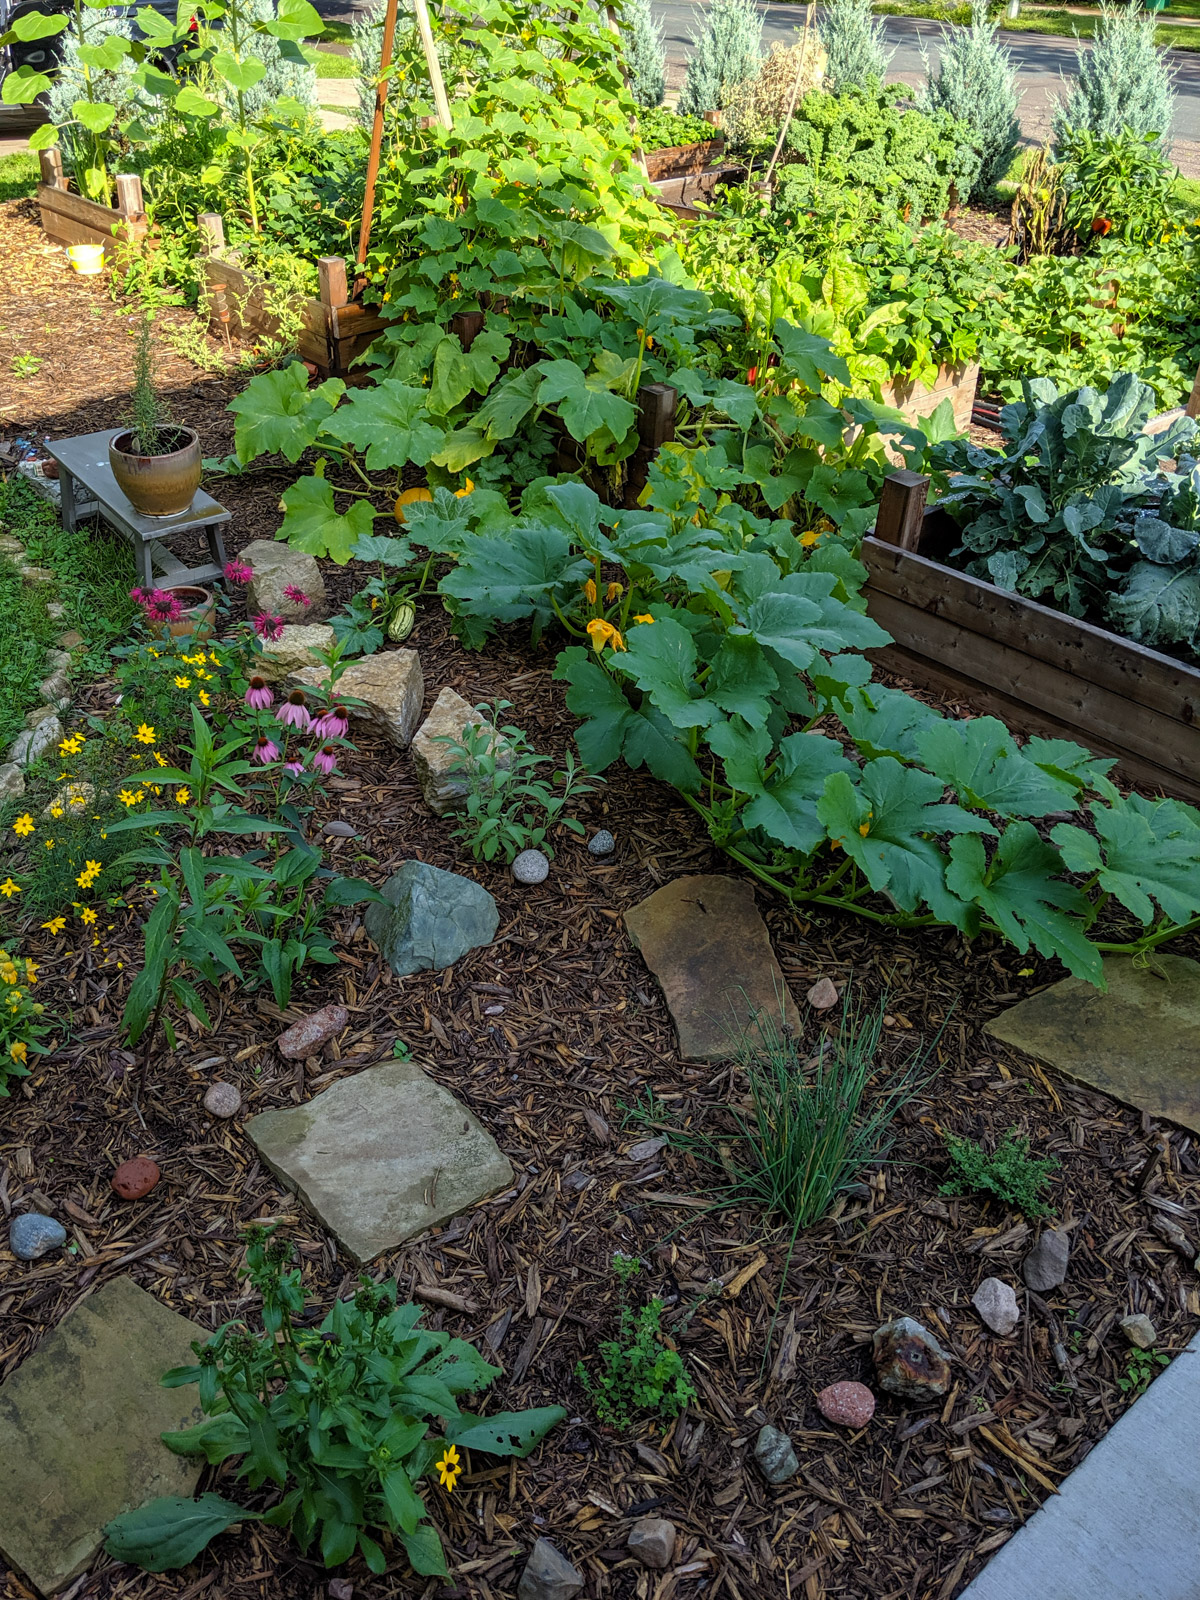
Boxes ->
[103,1226,566,1577]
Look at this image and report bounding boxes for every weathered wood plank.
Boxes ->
[643,139,725,180]
[37,184,147,251]
[881,362,979,433]
[865,588,1200,798]
[864,537,1200,731]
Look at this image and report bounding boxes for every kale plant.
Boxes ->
[931,371,1200,650]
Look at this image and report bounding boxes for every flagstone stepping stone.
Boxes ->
[986,954,1200,1136]
[0,1275,204,1597]
[624,875,801,1062]
[290,649,424,747]
[364,860,498,976]
[246,1060,513,1263]
[239,538,328,621]
[410,687,512,815]
[958,1328,1200,1600]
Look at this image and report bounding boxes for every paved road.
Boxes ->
[654,2,1200,163]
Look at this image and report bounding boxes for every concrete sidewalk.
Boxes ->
[959,1333,1200,1600]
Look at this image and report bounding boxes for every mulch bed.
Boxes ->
[3,194,1200,1600]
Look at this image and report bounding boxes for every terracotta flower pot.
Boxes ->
[161,585,216,641]
[109,427,202,517]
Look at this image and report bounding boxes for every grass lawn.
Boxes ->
[301,45,356,77]
[871,0,1200,47]
[0,150,38,203]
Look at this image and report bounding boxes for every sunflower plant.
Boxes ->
[104,1226,565,1578]
[0,946,49,1094]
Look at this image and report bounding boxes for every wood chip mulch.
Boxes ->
[2,193,1199,1600]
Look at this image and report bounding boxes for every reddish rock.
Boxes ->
[872,1316,951,1401]
[111,1157,160,1200]
[817,1380,875,1428]
[277,1004,349,1061]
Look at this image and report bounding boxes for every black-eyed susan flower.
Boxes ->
[435,1444,461,1491]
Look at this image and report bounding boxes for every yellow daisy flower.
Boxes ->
[135,724,156,745]
[41,917,66,934]
[12,814,34,837]
[435,1444,461,1491]
[0,879,20,898]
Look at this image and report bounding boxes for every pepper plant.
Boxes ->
[103,1226,566,1576]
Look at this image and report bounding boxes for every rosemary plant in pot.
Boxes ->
[109,315,202,517]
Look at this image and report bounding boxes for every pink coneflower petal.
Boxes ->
[244,676,273,711]
[284,758,305,777]
[313,745,337,775]
[252,737,280,764]
[312,705,349,740]
[276,690,310,730]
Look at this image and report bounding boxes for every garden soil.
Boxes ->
[2,194,1199,1600]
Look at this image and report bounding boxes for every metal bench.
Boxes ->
[44,428,230,590]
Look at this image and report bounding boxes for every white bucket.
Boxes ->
[67,243,105,275]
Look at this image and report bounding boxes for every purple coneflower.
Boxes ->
[252,612,285,643]
[276,689,310,730]
[244,676,273,711]
[224,560,254,585]
[283,584,311,608]
[284,757,305,777]
[313,745,338,776]
[252,736,280,765]
[312,705,349,739]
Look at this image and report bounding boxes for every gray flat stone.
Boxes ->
[624,874,801,1062]
[8,714,62,769]
[986,954,1200,1135]
[364,860,498,976]
[0,1276,204,1597]
[246,1060,512,1264]
[0,762,24,802]
[255,623,335,682]
[959,1330,1200,1600]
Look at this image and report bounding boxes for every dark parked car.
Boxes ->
[0,0,181,127]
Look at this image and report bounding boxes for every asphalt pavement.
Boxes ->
[654,2,1200,165]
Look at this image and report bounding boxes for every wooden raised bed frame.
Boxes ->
[36,149,147,255]
[643,137,725,181]
[865,471,1200,803]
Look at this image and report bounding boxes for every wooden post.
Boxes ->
[197,213,226,254]
[703,109,722,129]
[450,309,484,351]
[412,0,453,130]
[38,148,66,190]
[114,173,144,217]
[1187,360,1200,421]
[319,256,350,311]
[875,470,929,552]
[356,0,401,273]
[636,383,677,451]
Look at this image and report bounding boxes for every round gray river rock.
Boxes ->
[512,848,550,885]
[587,829,615,856]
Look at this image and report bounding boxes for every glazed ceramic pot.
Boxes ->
[109,427,202,517]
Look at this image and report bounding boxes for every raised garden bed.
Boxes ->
[864,471,1200,803]
[882,360,979,434]
[196,216,386,380]
[654,163,747,221]
[643,138,725,181]
[35,150,147,257]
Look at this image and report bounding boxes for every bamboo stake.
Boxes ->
[413,0,453,130]
[764,4,813,186]
[356,0,401,270]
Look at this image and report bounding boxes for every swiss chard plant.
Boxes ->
[103,1227,565,1577]
[930,371,1200,653]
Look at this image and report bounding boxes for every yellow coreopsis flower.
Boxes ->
[174,675,190,690]
[586,618,626,653]
[11,814,34,837]
[0,879,20,898]
[198,691,210,707]
[135,724,156,745]
[41,917,66,934]
[43,839,54,849]
[154,752,168,768]
[118,789,140,807]
[24,960,37,985]
[49,804,63,820]
[80,907,97,926]
[176,788,191,805]
[9,1041,26,1066]
[435,1444,462,1491]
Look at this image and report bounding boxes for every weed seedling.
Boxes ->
[941,1127,1058,1217]
[577,1254,696,1432]
[1117,1346,1168,1399]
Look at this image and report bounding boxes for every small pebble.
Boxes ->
[806,976,839,1010]
[816,1380,875,1428]
[754,1423,799,1484]
[587,829,615,856]
[1120,1312,1157,1349]
[322,820,358,838]
[9,1212,67,1260]
[1023,1227,1070,1292]
[512,848,550,885]
[112,1157,160,1200]
[973,1277,1020,1336]
[627,1517,676,1569]
[203,1081,242,1119]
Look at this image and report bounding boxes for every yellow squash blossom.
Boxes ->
[583,578,598,605]
[605,581,624,602]
[586,618,626,653]
[9,1041,26,1066]
[632,614,654,625]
